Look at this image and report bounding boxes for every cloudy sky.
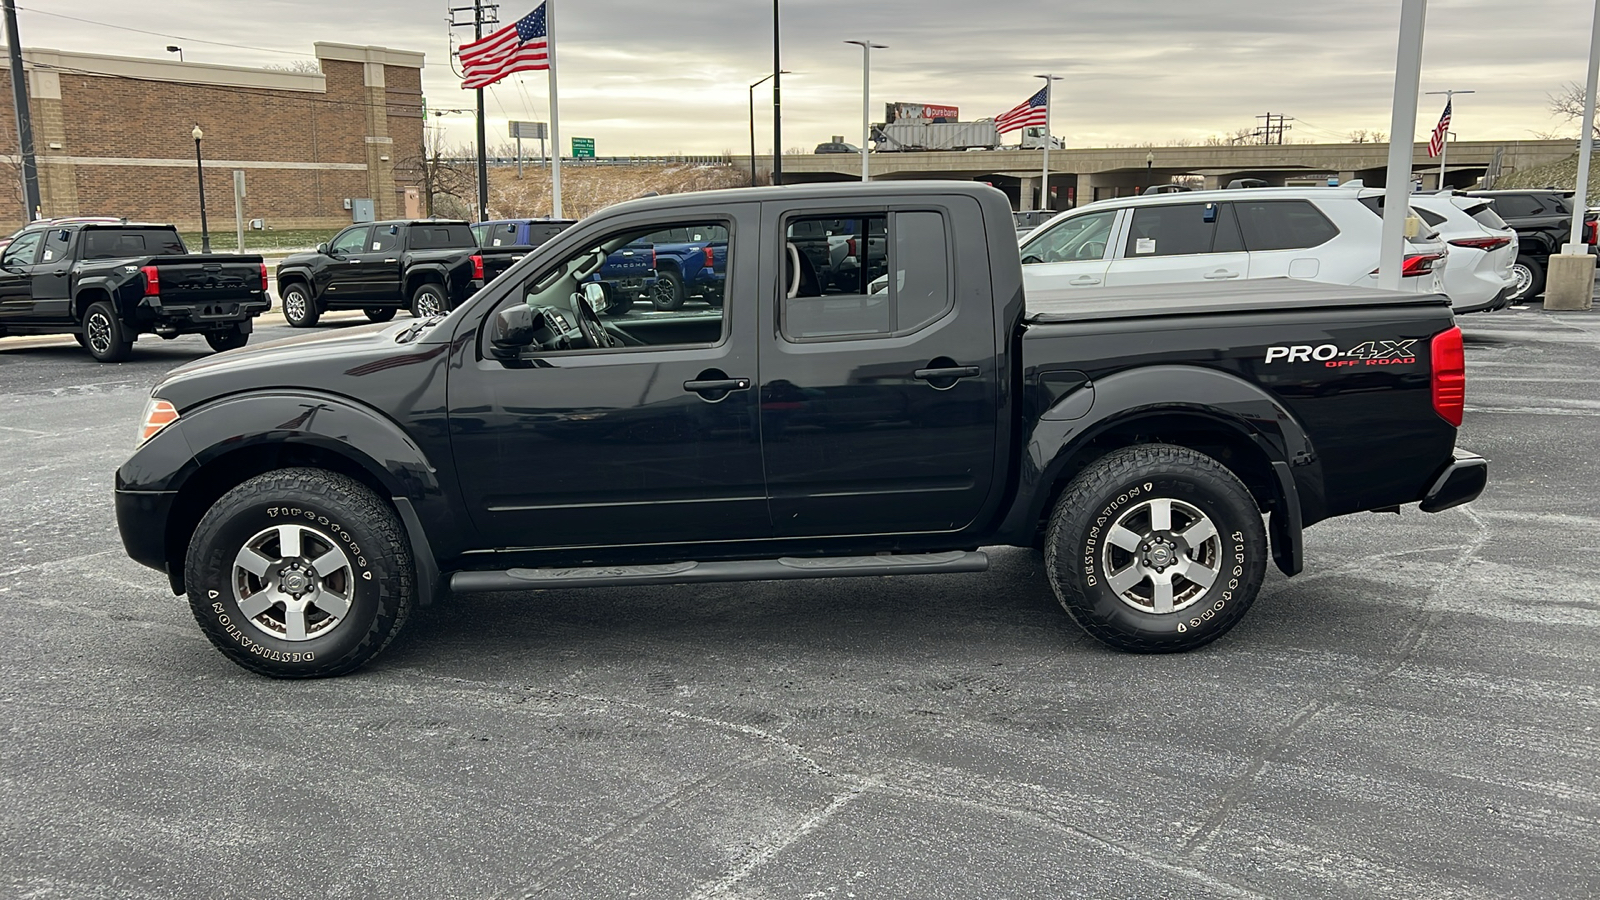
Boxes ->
[12,0,1593,154]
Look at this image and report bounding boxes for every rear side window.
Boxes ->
[408,224,476,249]
[1489,195,1544,218]
[1124,203,1220,257]
[81,229,186,259]
[1415,207,1446,227]
[371,225,402,253]
[781,210,951,341]
[1236,200,1340,251]
[1467,203,1508,230]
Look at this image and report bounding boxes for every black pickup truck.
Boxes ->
[274,220,517,326]
[1466,189,1597,302]
[115,182,1486,678]
[0,222,268,361]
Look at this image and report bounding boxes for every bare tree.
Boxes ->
[1549,82,1600,138]
[394,128,473,218]
[1347,129,1389,144]
[264,60,322,74]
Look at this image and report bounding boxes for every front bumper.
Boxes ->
[116,488,177,577]
[1419,449,1487,513]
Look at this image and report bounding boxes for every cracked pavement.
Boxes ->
[1,304,1597,899]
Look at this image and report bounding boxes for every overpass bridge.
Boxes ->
[770,139,1573,210]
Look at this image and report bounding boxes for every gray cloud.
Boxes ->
[12,0,1592,153]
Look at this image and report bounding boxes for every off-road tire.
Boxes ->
[184,468,415,678]
[410,282,447,319]
[81,300,134,362]
[364,308,397,323]
[1044,443,1267,653]
[205,326,249,353]
[650,269,685,311]
[280,281,319,327]
[1509,256,1545,303]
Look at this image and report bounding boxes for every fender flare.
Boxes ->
[403,264,450,296]
[275,268,318,299]
[1002,365,1323,576]
[70,280,121,320]
[149,390,459,605]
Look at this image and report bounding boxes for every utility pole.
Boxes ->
[1254,112,1294,145]
[772,0,782,186]
[1424,89,1472,190]
[450,0,498,222]
[3,0,40,220]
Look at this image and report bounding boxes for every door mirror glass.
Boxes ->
[580,280,611,315]
[489,304,537,359]
[315,242,330,255]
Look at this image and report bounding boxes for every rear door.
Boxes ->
[1102,201,1250,286]
[360,224,404,299]
[1234,198,1342,281]
[758,196,999,537]
[1019,207,1118,290]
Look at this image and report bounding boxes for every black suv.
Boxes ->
[274,220,512,327]
[1465,190,1596,302]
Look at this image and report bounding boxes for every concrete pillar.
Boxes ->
[1075,173,1094,207]
[1545,252,1596,310]
[24,65,77,217]
[1018,176,1038,211]
[1203,174,1226,190]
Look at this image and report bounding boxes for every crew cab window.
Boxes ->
[488,221,729,356]
[329,227,369,256]
[1021,210,1116,264]
[2,231,43,266]
[477,222,517,247]
[1489,195,1543,217]
[371,225,402,253]
[80,229,186,259]
[781,211,949,342]
[1236,200,1340,251]
[408,224,476,250]
[1124,203,1235,257]
[41,228,71,263]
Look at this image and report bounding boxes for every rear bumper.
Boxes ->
[116,487,177,576]
[1419,449,1487,513]
[138,296,271,330]
[1452,285,1514,315]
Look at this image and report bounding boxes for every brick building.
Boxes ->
[0,42,426,232]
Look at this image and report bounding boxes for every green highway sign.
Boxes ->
[572,137,596,158]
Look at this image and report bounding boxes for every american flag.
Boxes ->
[1427,98,1452,158]
[996,86,1049,134]
[459,4,549,90]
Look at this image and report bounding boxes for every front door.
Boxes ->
[758,198,999,537]
[319,226,372,302]
[448,207,770,553]
[0,231,44,324]
[30,226,74,321]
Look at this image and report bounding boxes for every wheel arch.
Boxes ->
[276,269,315,296]
[71,285,115,321]
[998,365,1322,576]
[404,267,448,296]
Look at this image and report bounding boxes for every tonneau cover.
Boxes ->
[1025,277,1448,324]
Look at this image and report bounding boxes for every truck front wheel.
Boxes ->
[205,325,249,353]
[1044,444,1267,653]
[281,282,319,327]
[650,269,685,310]
[184,468,415,678]
[81,300,134,362]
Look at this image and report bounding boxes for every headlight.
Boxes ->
[137,397,179,446]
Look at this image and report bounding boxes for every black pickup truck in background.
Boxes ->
[0,222,268,362]
[116,182,1486,678]
[274,220,520,327]
[1466,189,1597,302]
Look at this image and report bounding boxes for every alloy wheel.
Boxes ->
[232,523,354,642]
[85,311,113,355]
[1100,497,1223,615]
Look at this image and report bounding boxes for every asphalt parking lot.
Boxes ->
[1,297,1598,899]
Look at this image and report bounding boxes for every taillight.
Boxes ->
[137,397,179,446]
[847,237,857,257]
[1588,220,1599,245]
[470,254,484,280]
[702,246,714,270]
[651,248,658,268]
[1448,237,1511,252]
[140,265,159,296]
[1401,252,1444,277]
[1431,326,1465,427]
[259,262,269,292]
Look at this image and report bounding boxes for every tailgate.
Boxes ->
[479,248,528,282]
[151,254,266,304]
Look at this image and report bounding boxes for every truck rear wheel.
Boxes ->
[1508,256,1545,303]
[410,282,447,318]
[81,300,134,362]
[205,326,249,353]
[184,468,415,679]
[280,282,319,327]
[365,308,396,323]
[1043,443,1267,653]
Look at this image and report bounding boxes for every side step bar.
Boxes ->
[449,550,989,593]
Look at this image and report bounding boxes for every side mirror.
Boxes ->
[1020,254,1044,265]
[489,304,537,360]
[580,281,612,315]
[315,242,330,255]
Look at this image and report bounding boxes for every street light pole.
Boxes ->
[772,0,783,186]
[1379,0,1427,291]
[1146,150,1154,189]
[749,71,789,187]
[1424,89,1473,190]
[191,124,210,253]
[845,40,886,183]
[1035,73,1062,211]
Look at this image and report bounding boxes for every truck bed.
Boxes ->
[1025,277,1449,324]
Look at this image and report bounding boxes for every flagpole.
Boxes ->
[547,0,563,218]
[1035,74,1060,210]
[1425,89,1472,190]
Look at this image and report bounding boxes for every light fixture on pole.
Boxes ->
[191,124,210,253]
[1146,150,1154,187]
[1036,73,1062,210]
[749,70,790,187]
[1424,88,1472,190]
[166,45,183,62]
[844,40,886,183]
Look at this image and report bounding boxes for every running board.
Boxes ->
[449,550,989,593]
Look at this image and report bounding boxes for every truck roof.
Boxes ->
[599,180,1007,218]
[1026,276,1448,324]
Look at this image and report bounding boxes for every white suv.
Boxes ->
[1409,192,1518,313]
[1019,186,1447,296]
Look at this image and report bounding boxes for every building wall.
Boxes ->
[0,43,425,232]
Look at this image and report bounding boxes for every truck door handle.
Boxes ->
[384,258,398,263]
[1204,269,1241,279]
[914,365,980,382]
[347,260,362,264]
[1069,275,1101,286]
[683,377,751,400]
